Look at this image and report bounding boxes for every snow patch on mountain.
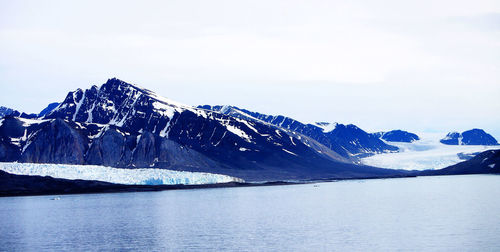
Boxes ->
[0,162,243,185]
[18,117,49,126]
[361,133,499,170]
[282,149,298,156]
[72,90,85,121]
[225,124,252,143]
[313,122,338,133]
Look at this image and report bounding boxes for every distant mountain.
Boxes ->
[0,78,406,181]
[38,102,60,117]
[198,105,398,158]
[0,106,38,119]
[420,149,500,175]
[375,130,420,143]
[440,129,498,145]
[1,102,59,119]
[0,106,16,118]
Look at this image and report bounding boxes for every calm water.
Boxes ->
[1,175,500,251]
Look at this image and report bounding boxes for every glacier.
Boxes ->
[0,162,244,185]
[361,133,499,171]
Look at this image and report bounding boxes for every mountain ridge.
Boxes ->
[1,78,409,181]
[198,105,398,158]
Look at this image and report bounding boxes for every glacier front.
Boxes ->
[0,162,244,185]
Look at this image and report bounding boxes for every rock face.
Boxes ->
[0,78,407,181]
[20,119,88,164]
[198,105,398,158]
[440,129,498,145]
[420,149,500,175]
[377,130,420,143]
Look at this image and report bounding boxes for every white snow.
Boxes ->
[282,149,298,156]
[313,122,338,133]
[361,132,500,170]
[72,91,85,121]
[0,162,244,185]
[85,103,96,123]
[18,117,49,126]
[152,101,178,118]
[275,129,282,137]
[90,125,109,139]
[213,132,227,147]
[159,120,171,137]
[224,123,252,143]
[220,105,231,114]
[239,147,250,151]
[20,128,27,141]
[140,85,212,119]
[235,118,262,135]
[145,89,190,109]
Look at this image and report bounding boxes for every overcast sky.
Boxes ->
[1,0,499,138]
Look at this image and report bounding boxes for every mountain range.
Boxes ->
[197,105,398,158]
[1,78,498,182]
[0,78,407,181]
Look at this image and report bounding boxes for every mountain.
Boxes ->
[375,130,420,143]
[0,106,37,119]
[198,105,398,158]
[440,129,498,145]
[0,106,16,118]
[38,102,60,117]
[0,78,406,181]
[420,149,500,175]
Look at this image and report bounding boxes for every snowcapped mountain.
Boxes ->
[198,105,398,158]
[0,106,16,118]
[0,78,405,181]
[373,130,420,143]
[0,103,58,119]
[440,129,498,145]
[0,106,37,119]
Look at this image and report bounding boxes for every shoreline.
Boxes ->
[0,171,415,198]
[2,170,498,198]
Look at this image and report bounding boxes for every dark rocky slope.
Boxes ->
[198,105,398,158]
[420,149,500,175]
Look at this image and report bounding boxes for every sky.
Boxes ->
[1,0,499,138]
